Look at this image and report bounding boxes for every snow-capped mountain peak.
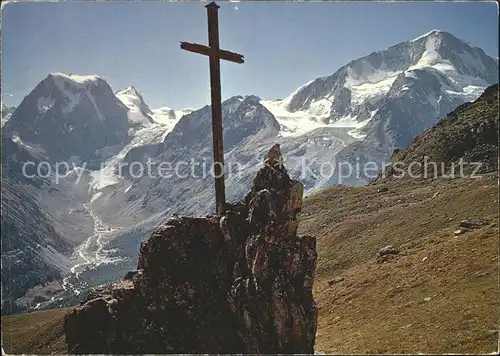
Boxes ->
[117,86,140,96]
[116,86,154,126]
[49,72,104,86]
[3,72,130,162]
[266,29,498,142]
[42,72,115,120]
[411,29,445,42]
[407,30,496,84]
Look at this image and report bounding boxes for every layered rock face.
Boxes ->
[64,144,317,354]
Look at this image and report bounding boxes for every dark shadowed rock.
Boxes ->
[377,245,400,263]
[327,276,345,286]
[378,245,399,256]
[459,219,475,229]
[64,145,317,354]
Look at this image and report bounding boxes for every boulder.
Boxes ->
[378,245,399,256]
[459,219,475,229]
[458,219,489,230]
[64,145,317,354]
[376,245,400,263]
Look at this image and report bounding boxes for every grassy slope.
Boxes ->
[2,307,71,354]
[2,175,498,354]
[299,174,499,354]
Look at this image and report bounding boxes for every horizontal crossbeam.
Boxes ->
[180,42,244,64]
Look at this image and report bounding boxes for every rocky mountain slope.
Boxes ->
[303,173,498,354]
[0,136,95,315]
[1,136,70,314]
[1,104,15,126]
[374,83,498,181]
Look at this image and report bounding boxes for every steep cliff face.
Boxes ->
[64,144,317,354]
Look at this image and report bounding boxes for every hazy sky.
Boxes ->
[2,1,498,110]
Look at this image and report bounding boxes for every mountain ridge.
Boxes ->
[1,29,498,314]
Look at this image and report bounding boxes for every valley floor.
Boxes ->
[2,174,499,354]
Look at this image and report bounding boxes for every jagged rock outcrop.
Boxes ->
[64,144,317,354]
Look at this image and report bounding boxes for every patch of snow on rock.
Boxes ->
[37,96,55,113]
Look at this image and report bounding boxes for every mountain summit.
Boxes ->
[116,86,155,126]
[3,73,130,163]
[264,30,498,185]
[278,30,497,132]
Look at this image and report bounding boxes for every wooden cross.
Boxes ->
[180,1,244,215]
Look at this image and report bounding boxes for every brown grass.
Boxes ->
[299,174,499,354]
[1,307,71,354]
[2,175,498,354]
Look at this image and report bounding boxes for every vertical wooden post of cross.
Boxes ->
[180,2,244,215]
[207,2,225,216]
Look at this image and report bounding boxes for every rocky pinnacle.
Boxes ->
[64,144,317,354]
